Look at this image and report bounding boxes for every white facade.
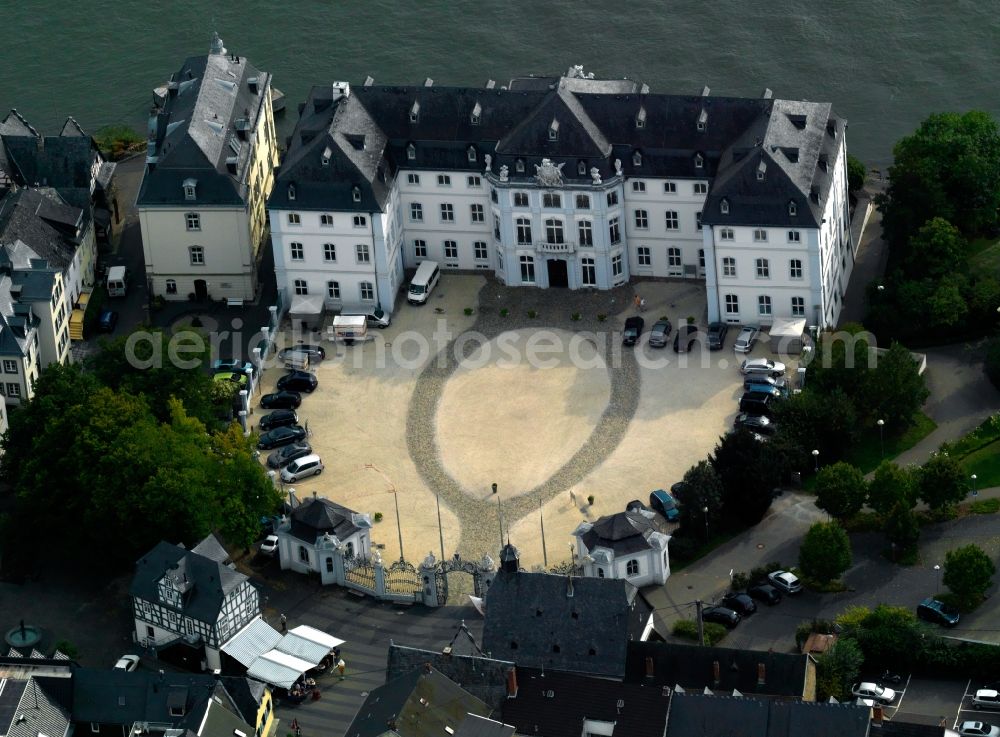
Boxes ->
[276,520,372,586]
[573,517,671,587]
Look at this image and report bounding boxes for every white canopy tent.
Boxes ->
[221,618,345,689]
[768,317,807,354]
[289,294,325,331]
[246,650,318,690]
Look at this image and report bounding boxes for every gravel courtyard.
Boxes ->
[257,275,788,569]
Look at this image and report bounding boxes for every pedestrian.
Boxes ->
[337,658,346,680]
[639,298,647,312]
[634,294,641,310]
[280,613,287,632]
[333,646,341,661]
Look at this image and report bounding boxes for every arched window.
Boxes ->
[298,546,309,563]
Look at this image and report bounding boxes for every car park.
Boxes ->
[852,682,896,704]
[917,597,960,627]
[259,409,298,432]
[623,316,645,346]
[648,319,672,348]
[280,454,324,482]
[114,654,140,672]
[768,570,802,594]
[973,690,1000,710]
[748,583,782,605]
[959,722,1000,737]
[740,358,786,377]
[98,309,119,333]
[279,344,327,362]
[258,425,307,450]
[702,606,741,629]
[720,593,757,616]
[734,325,759,353]
[673,324,699,353]
[733,413,778,436]
[277,371,318,393]
[261,391,303,410]
[706,322,729,351]
[266,441,312,469]
[649,488,680,522]
[259,534,279,556]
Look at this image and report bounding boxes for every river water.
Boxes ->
[2,0,998,167]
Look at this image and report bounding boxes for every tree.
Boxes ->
[883,501,920,554]
[943,544,996,610]
[842,604,924,668]
[903,218,968,281]
[929,275,970,329]
[710,431,780,526]
[868,461,917,517]
[814,462,868,520]
[816,638,864,701]
[847,154,867,193]
[918,453,969,513]
[866,342,930,428]
[881,110,1000,246]
[675,461,724,536]
[799,522,852,583]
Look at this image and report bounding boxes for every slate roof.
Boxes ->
[664,692,870,737]
[6,676,72,737]
[576,511,666,555]
[272,71,843,225]
[0,275,39,358]
[501,667,669,737]
[451,713,515,737]
[482,571,652,678]
[0,188,84,271]
[625,642,811,699]
[130,538,250,623]
[878,720,948,737]
[191,532,232,565]
[137,35,271,208]
[288,496,364,544]
[386,643,513,711]
[345,667,494,737]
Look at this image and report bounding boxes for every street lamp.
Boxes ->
[934,564,941,593]
[972,474,978,497]
[703,506,710,542]
[877,419,885,459]
[811,449,820,473]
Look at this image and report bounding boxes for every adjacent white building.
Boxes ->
[276,495,373,586]
[573,511,671,587]
[268,68,852,327]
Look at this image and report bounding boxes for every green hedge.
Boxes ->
[673,619,728,646]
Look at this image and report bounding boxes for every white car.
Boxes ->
[959,721,1000,737]
[974,690,1000,710]
[852,682,896,704]
[114,654,140,672]
[280,454,324,482]
[740,357,787,377]
[260,535,279,556]
[734,325,759,353]
[768,570,802,594]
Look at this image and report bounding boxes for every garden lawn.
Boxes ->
[842,412,937,473]
[969,236,1000,279]
[960,440,1000,488]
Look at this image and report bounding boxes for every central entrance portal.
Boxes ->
[547,259,568,288]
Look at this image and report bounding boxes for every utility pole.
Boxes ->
[493,483,503,549]
[435,490,445,563]
[540,499,548,567]
[695,600,705,646]
[366,464,405,562]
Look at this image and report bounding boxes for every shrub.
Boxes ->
[686,315,696,324]
[463,307,474,316]
[373,512,384,523]
[499,308,509,317]
[571,312,581,321]
[944,543,996,610]
[597,313,607,322]
[673,619,727,646]
[970,498,1000,514]
[587,494,595,505]
[527,309,537,319]
[660,315,670,322]
[847,154,867,193]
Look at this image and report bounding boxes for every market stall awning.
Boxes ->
[289,294,325,316]
[221,618,283,668]
[279,625,344,663]
[246,650,317,690]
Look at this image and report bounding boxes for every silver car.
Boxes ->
[280,454,324,482]
[648,319,672,348]
[740,358,787,377]
[734,325,759,353]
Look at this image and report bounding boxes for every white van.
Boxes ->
[407,261,440,305]
[107,266,128,297]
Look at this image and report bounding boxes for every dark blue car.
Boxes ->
[649,488,680,522]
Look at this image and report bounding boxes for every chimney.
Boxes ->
[441,645,453,657]
[757,663,766,686]
[644,657,654,679]
[506,668,518,699]
[712,661,721,686]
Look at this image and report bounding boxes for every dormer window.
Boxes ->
[632,150,642,167]
[352,186,362,202]
[409,101,420,124]
[549,119,560,141]
[757,161,767,181]
[183,178,197,200]
[788,200,798,216]
[515,158,525,173]
[697,109,708,132]
[287,184,296,201]
[406,143,416,160]
[470,101,482,125]
[467,145,477,163]
[694,153,704,169]
[636,107,647,129]
[577,160,586,176]
[720,198,730,215]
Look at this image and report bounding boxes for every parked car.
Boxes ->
[280,454,324,482]
[623,316,645,346]
[279,344,327,362]
[648,319,673,348]
[768,570,802,594]
[259,534,279,556]
[973,690,1000,710]
[277,370,318,393]
[261,391,303,410]
[114,654,140,672]
[357,308,391,328]
[258,425,307,450]
[214,371,249,389]
[742,374,787,392]
[740,357,786,377]
[745,385,786,401]
[212,359,255,375]
[739,391,775,417]
[98,309,119,333]
[734,325,759,353]
[702,606,741,629]
[734,413,778,436]
[852,682,896,704]
[917,597,961,627]
[748,583,782,605]
[259,409,299,432]
[959,721,1000,737]
[706,322,729,351]
[266,441,313,469]
[720,592,757,616]
[649,488,680,522]
[673,324,699,353]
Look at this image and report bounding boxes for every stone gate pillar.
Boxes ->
[419,552,440,607]
[477,553,496,597]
